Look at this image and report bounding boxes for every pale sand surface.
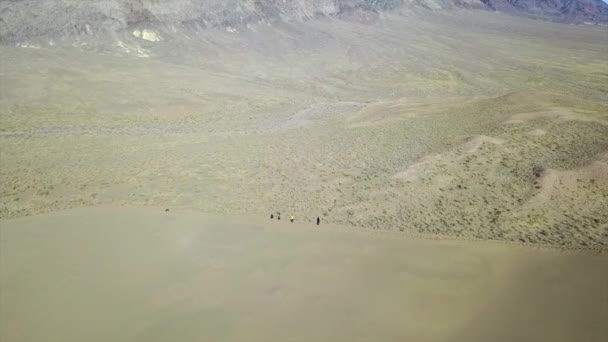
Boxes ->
[1,206,607,342]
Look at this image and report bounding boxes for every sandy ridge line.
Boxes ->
[318,223,608,254]
[18,204,605,254]
[387,231,608,254]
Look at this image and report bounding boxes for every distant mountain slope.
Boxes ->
[1,0,606,45]
[481,0,608,21]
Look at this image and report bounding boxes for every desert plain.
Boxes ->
[1,8,607,342]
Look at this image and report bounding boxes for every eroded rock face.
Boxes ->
[141,29,161,42]
[1,0,606,45]
[482,0,608,21]
[0,0,404,42]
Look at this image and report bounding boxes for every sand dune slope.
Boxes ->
[1,207,606,341]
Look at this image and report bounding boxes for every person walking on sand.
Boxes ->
[277,213,281,220]
[270,213,274,219]
[290,214,294,223]
[316,216,320,226]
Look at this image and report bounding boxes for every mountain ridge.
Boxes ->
[1,0,607,46]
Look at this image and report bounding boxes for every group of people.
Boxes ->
[270,212,321,225]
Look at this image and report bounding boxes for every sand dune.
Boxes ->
[1,207,607,342]
[1,7,607,342]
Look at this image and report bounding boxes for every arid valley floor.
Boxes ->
[1,8,607,341]
[2,12,607,247]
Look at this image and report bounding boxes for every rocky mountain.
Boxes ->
[481,0,608,21]
[0,0,606,45]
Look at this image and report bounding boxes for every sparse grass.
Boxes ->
[1,13,606,248]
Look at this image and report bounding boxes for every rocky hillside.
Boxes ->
[0,0,606,46]
[481,0,608,21]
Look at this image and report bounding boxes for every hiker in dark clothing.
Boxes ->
[277,213,281,220]
[316,217,320,225]
[270,213,274,219]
